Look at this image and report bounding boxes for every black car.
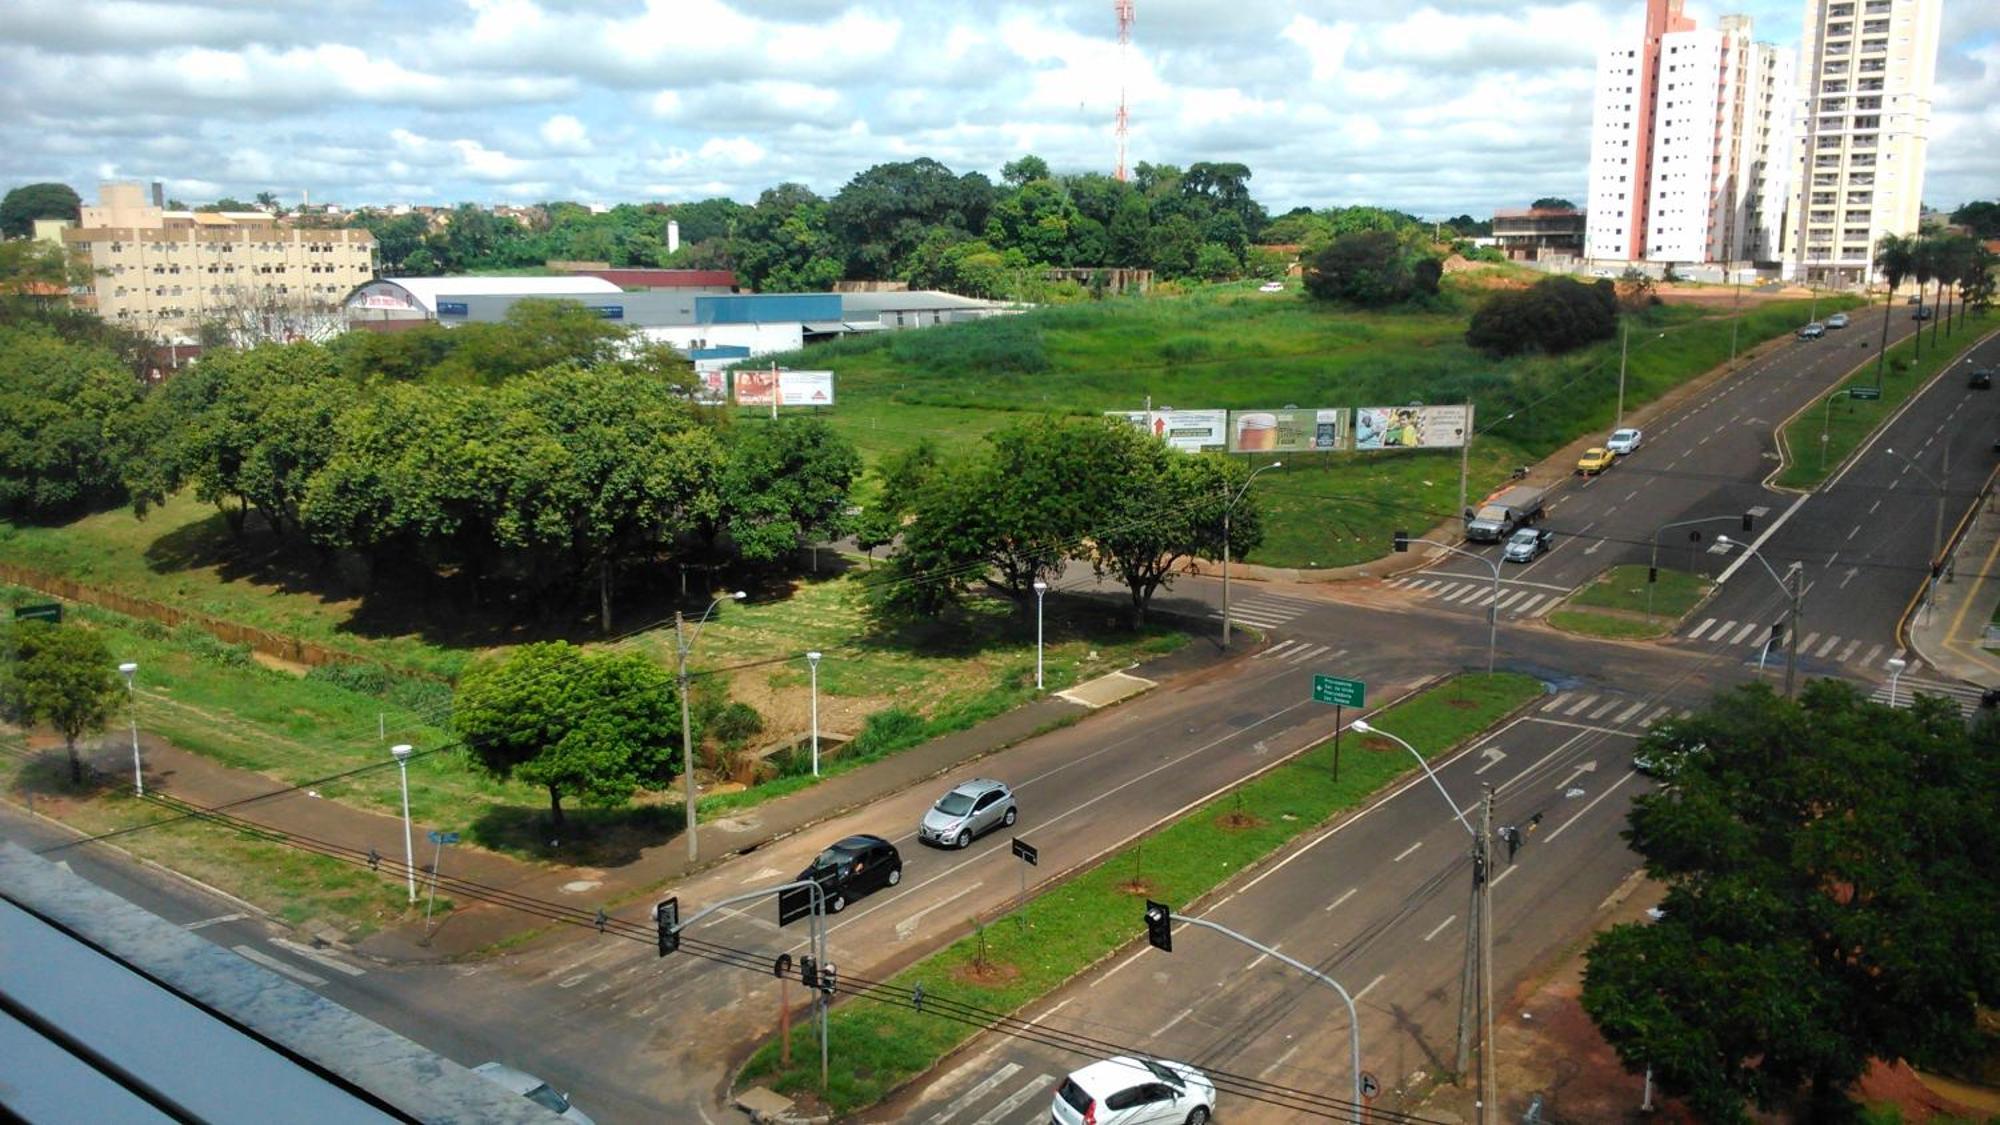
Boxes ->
[1913,305,1934,320]
[797,834,902,912]
[1970,368,1994,390]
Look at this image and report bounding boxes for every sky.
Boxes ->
[3,0,1995,219]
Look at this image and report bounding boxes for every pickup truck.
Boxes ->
[1464,484,1548,542]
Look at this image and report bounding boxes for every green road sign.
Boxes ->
[1312,674,1365,708]
[13,603,61,624]
[1848,385,1881,401]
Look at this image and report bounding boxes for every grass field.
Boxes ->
[736,671,1544,1115]
[1774,309,1997,491]
[1551,564,1712,640]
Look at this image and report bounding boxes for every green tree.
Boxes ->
[0,239,95,296]
[1001,154,1052,187]
[852,438,941,553]
[2,621,122,785]
[0,182,83,237]
[453,642,682,836]
[1871,233,1916,381]
[1949,200,2000,240]
[1465,276,1617,356]
[1582,682,2000,1122]
[1530,197,1578,211]
[0,325,144,521]
[1302,230,1430,305]
[829,158,991,279]
[733,184,843,292]
[1086,435,1261,624]
[706,416,860,565]
[1962,243,1997,312]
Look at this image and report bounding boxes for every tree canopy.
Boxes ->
[1465,275,1618,357]
[0,182,82,238]
[1,621,123,784]
[1581,682,2000,1122]
[1302,230,1442,306]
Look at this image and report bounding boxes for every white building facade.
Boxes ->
[1781,0,1941,285]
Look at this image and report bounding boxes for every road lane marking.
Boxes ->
[184,912,245,931]
[233,944,327,987]
[1815,635,1842,658]
[1640,706,1671,726]
[969,1077,1056,1125]
[1539,696,1564,712]
[1870,499,1882,514]
[1154,1006,1195,1037]
[1423,914,1457,942]
[1494,590,1523,610]
[269,938,366,977]
[896,881,982,940]
[1839,639,1861,662]
[1491,864,1519,887]
[1562,695,1598,716]
[1513,593,1546,615]
[1588,699,1623,720]
[1715,492,1810,585]
[1261,1040,1308,1081]
[1799,631,1821,653]
[1689,617,1717,640]
[1323,887,1358,913]
[1862,643,1885,668]
[1355,972,1387,1002]
[1259,639,1301,660]
[1729,621,1761,644]
[1614,701,1648,725]
[925,1062,1023,1125]
[1392,841,1423,862]
[1544,770,1642,843]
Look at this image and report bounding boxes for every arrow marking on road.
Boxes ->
[1556,760,1599,791]
[1475,746,1508,775]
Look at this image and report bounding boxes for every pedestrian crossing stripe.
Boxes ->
[1680,627,1902,671]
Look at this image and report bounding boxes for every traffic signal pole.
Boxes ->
[666,879,832,1090]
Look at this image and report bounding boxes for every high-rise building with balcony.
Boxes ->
[1585,0,1795,267]
[1781,0,1941,285]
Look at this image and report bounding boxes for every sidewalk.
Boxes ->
[45,635,1240,965]
[1910,489,2000,688]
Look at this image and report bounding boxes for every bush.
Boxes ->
[1300,230,1440,306]
[1465,276,1619,357]
[170,622,253,668]
[305,661,455,722]
[847,706,927,758]
[711,701,765,750]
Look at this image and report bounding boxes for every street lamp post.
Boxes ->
[1352,718,1491,1124]
[1221,461,1283,648]
[1884,447,1947,575]
[1717,536,1804,698]
[1032,580,1048,690]
[1886,656,1907,708]
[117,662,141,796]
[1396,536,1500,673]
[805,651,822,777]
[677,591,747,864]
[390,743,416,904]
[1615,325,1666,428]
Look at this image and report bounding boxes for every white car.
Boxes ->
[1825,312,1850,329]
[1606,428,1643,455]
[1257,281,1285,293]
[1051,1056,1216,1125]
[472,1062,595,1124]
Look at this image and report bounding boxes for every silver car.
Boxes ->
[919,778,1017,848]
[472,1062,595,1124]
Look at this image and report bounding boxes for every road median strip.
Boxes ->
[734,671,1543,1115]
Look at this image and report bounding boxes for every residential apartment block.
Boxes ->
[1781,0,1941,285]
[63,182,375,342]
[1585,0,1794,267]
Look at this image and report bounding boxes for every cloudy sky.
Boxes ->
[4,0,1994,218]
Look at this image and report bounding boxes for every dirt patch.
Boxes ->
[1216,810,1268,831]
[952,959,1022,988]
[1116,877,1157,897]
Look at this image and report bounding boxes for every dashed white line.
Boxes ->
[184,912,245,931]
[1392,841,1423,862]
[232,944,327,987]
[1544,770,1642,843]
[1355,972,1387,1002]
[1423,914,1458,942]
[924,1062,1023,1125]
[969,1077,1058,1125]
[1323,887,1359,913]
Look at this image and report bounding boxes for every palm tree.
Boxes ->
[1872,233,1914,385]
[1943,234,1978,333]
[1909,235,1938,360]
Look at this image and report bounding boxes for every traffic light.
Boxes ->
[1144,900,1173,953]
[1742,511,1755,533]
[773,953,792,979]
[655,897,679,957]
[819,962,838,996]
[799,955,818,988]
[1769,620,1786,644]
[1392,530,1410,553]
[1647,566,1659,583]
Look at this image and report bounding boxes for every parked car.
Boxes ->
[1913,305,1934,320]
[1051,1056,1217,1125]
[472,1063,596,1124]
[1576,447,1615,475]
[1797,322,1826,339]
[1970,368,1993,390]
[919,778,1017,848]
[1606,427,1643,455]
[797,834,902,912]
[1825,312,1850,329]
[1257,281,1285,293]
[1503,527,1553,563]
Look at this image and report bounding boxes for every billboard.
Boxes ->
[732,368,835,407]
[1353,404,1471,451]
[692,370,728,406]
[1227,409,1348,453]
[1105,409,1228,453]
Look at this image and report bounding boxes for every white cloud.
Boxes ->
[540,113,592,154]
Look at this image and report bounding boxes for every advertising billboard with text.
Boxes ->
[1227,409,1348,453]
[778,370,835,406]
[1104,409,1228,453]
[1353,404,1471,450]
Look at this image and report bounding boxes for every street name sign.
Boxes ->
[1312,674,1365,708]
[1848,385,1881,401]
[1011,837,1039,866]
[13,603,61,624]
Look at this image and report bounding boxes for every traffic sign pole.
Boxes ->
[422,829,459,939]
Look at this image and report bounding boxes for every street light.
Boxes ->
[1617,321,1668,427]
[390,743,416,904]
[1032,580,1048,690]
[1352,718,1491,1122]
[1717,535,1804,698]
[1394,535,1500,673]
[1221,461,1283,648]
[805,651,822,777]
[1886,656,1908,709]
[1883,447,1947,575]
[117,661,141,796]
[676,591,747,864]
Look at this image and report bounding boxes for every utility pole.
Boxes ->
[677,610,696,862]
[1479,785,1496,1125]
[1784,562,1804,699]
[1616,319,1629,427]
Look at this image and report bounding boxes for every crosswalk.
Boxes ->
[1868,674,1992,717]
[1681,616,1895,672]
[1538,691,1689,732]
[1382,574,1558,618]
[920,1058,1057,1125]
[1255,641,1349,666]
[1215,591,1320,630]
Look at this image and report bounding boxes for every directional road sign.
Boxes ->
[13,603,61,624]
[1848,385,1881,401]
[1312,674,1365,708]
[1011,837,1039,866]
[426,830,460,845]
[777,883,816,927]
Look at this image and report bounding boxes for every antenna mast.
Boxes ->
[1114,0,1134,181]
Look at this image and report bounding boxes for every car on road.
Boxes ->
[1503,527,1554,563]
[1576,447,1615,475]
[1970,368,1993,390]
[1633,741,1705,781]
[1257,281,1285,293]
[1051,1056,1217,1125]
[472,1062,596,1124]
[1913,305,1934,320]
[919,778,1017,848]
[1825,312,1850,329]
[1797,322,1826,339]
[1606,427,1643,455]
[797,833,902,912]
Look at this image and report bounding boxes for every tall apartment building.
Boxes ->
[62,182,375,342]
[1584,0,1794,267]
[1781,0,1941,285]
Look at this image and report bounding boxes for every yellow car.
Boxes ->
[1576,447,1615,475]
